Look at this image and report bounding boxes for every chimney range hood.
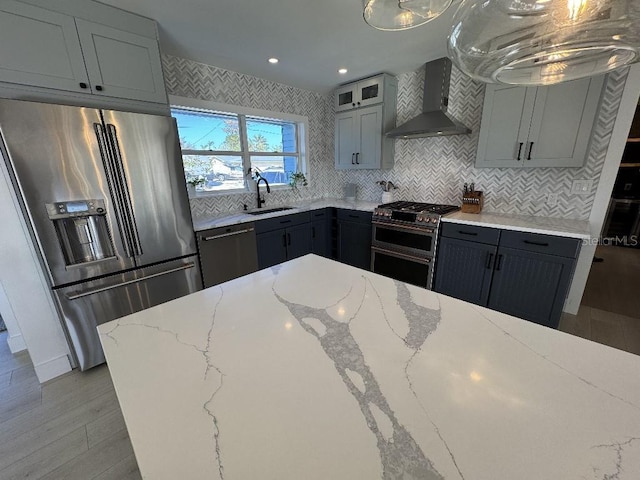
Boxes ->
[387,57,471,139]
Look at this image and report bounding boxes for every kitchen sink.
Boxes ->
[246,206,295,215]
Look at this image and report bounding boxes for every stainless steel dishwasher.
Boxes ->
[197,223,259,288]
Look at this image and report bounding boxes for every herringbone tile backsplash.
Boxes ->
[163,54,629,222]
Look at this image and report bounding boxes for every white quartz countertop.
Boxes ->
[192,198,378,231]
[99,255,640,480]
[443,211,592,239]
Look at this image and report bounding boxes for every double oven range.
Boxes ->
[371,201,459,289]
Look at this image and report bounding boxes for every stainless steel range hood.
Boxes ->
[387,58,471,139]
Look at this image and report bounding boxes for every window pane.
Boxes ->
[251,156,297,186]
[184,155,244,192]
[172,108,241,152]
[246,118,296,153]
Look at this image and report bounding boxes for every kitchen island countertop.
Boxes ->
[99,255,640,480]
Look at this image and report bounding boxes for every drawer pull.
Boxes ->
[485,252,494,269]
[280,219,292,224]
[523,239,549,247]
[349,214,360,219]
[458,230,478,236]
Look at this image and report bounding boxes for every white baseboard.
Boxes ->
[34,354,72,383]
[7,332,26,353]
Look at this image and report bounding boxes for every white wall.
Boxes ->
[0,156,71,382]
[565,64,640,313]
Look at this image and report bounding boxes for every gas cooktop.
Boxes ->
[377,201,460,216]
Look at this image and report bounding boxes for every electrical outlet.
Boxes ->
[571,179,593,195]
[547,193,558,206]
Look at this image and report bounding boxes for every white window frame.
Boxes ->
[170,95,309,195]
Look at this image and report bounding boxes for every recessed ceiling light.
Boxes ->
[338,68,348,74]
[268,58,279,64]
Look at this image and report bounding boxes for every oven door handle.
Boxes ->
[371,246,431,265]
[372,221,435,234]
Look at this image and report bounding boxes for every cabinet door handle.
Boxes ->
[282,234,286,247]
[516,142,523,161]
[526,142,534,160]
[312,226,316,238]
[485,252,494,269]
[287,233,291,246]
[523,239,549,247]
[495,254,503,271]
[355,152,359,164]
[351,153,355,165]
[458,230,478,236]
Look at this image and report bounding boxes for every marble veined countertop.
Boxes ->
[443,211,591,239]
[98,255,640,479]
[193,197,591,239]
[192,198,378,231]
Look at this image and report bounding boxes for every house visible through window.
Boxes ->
[171,103,306,193]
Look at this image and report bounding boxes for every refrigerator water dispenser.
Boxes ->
[46,199,115,266]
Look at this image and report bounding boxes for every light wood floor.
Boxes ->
[559,245,640,356]
[0,331,141,480]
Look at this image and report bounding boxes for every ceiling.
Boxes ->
[98,0,459,93]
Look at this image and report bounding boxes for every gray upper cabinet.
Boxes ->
[0,0,89,92]
[476,75,604,168]
[334,73,397,170]
[0,0,167,109]
[75,19,167,104]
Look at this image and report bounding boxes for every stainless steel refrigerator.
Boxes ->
[0,99,202,370]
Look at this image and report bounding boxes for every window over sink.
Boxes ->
[170,96,308,194]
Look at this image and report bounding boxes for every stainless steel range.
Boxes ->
[371,201,459,289]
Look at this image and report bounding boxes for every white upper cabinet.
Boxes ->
[334,74,397,170]
[335,75,387,112]
[476,75,605,168]
[75,19,167,104]
[0,1,89,92]
[0,0,167,109]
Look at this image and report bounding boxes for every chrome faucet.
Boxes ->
[255,172,270,208]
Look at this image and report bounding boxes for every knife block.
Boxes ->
[461,191,483,213]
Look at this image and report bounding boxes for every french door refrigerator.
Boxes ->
[0,99,202,370]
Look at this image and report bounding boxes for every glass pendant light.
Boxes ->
[363,0,453,31]
[447,0,640,85]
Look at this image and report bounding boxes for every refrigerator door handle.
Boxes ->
[93,122,135,258]
[106,123,143,257]
[65,261,196,300]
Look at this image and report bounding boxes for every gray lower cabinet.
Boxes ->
[435,223,580,328]
[435,237,497,306]
[337,209,372,270]
[255,212,312,269]
[197,223,258,288]
[487,247,576,328]
[310,208,331,257]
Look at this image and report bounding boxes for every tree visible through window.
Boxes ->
[171,106,305,193]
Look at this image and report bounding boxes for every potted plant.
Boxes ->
[289,172,308,191]
[186,176,205,194]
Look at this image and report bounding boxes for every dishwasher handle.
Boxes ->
[202,227,255,241]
